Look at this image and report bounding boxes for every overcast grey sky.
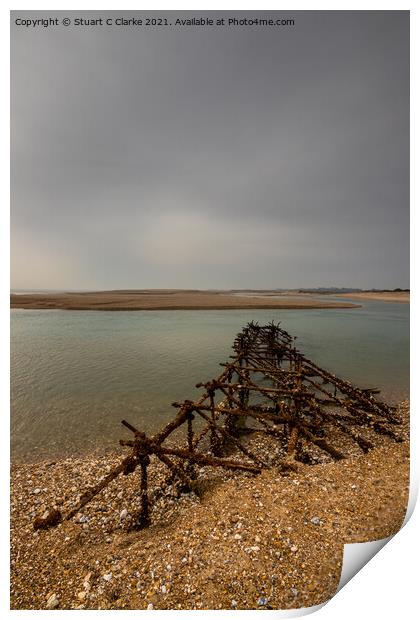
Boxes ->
[11,11,409,290]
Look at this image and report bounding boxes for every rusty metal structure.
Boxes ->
[34,322,402,531]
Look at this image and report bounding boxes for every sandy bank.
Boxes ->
[10,290,359,311]
[11,403,409,610]
[335,291,409,303]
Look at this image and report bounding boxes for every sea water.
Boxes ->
[11,300,409,461]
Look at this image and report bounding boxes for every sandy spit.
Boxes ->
[335,291,409,303]
[10,290,359,311]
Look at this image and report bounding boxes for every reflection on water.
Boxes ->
[11,301,409,461]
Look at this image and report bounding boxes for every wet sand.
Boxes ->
[11,403,409,610]
[10,290,359,311]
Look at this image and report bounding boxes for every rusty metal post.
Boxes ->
[136,454,151,528]
[224,368,238,436]
[186,411,197,478]
[208,385,221,455]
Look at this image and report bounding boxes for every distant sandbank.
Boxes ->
[334,291,409,303]
[10,290,360,311]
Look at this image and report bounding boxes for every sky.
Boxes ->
[11,10,409,291]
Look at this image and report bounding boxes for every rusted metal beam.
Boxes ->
[33,321,402,531]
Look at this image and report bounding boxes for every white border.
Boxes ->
[3,3,417,619]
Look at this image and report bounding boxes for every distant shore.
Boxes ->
[333,291,409,303]
[10,290,360,311]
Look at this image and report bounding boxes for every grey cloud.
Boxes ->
[11,10,409,289]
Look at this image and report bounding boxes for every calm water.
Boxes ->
[11,301,409,461]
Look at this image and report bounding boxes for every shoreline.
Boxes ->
[11,402,409,610]
[11,290,360,311]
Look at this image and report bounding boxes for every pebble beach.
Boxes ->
[10,402,409,610]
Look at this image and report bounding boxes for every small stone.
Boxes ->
[33,488,41,495]
[290,545,298,553]
[234,533,242,540]
[255,535,261,543]
[161,585,167,594]
[250,546,260,552]
[310,517,321,526]
[77,591,86,601]
[291,588,299,596]
[102,573,113,582]
[75,513,89,523]
[257,597,268,606]
[231,599,238,608]
[147,603,154,610]
[46,593,59,609]
[120,509,128,520]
